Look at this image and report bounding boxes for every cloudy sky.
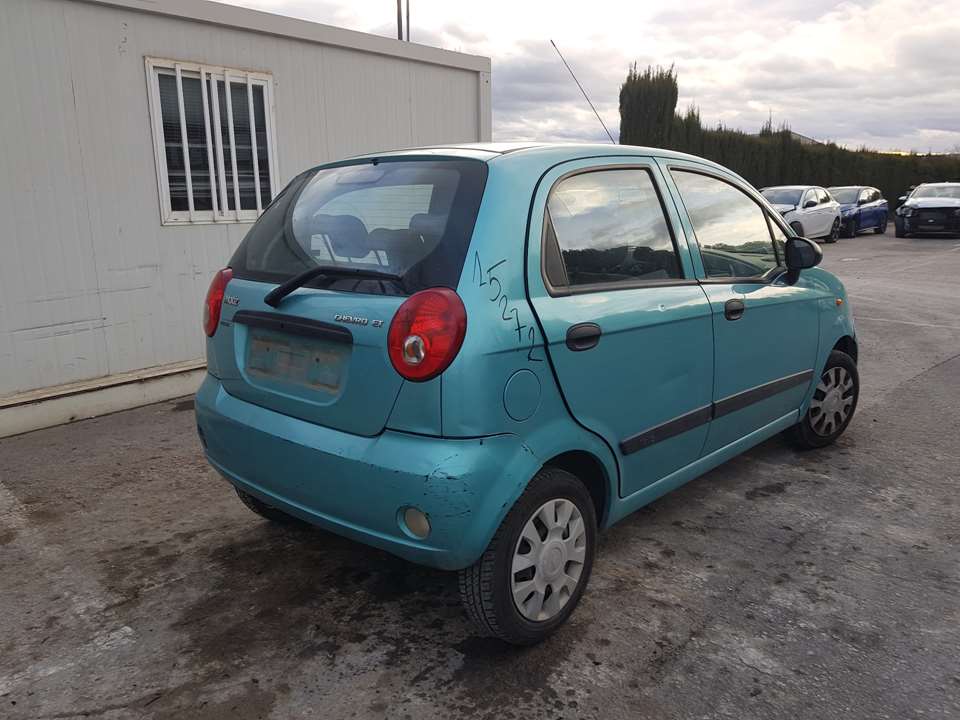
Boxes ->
[221,0,960,153]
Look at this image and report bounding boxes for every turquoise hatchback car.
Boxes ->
[196,143,859,644]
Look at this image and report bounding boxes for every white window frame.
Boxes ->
[145,57,280,226]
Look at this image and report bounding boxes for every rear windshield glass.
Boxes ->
[761,188,803,206]
[229,159,488,295]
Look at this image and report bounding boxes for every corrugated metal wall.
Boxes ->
[0,0,490,397]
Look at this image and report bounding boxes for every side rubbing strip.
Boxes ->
[620,405,712,456]
[712,369,814,420]
[619,369,815,456]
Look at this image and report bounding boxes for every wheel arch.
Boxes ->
[833,335,858,363]
[542,449,611,528]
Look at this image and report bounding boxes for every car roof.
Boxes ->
[828,185,866,190]
[341,142,742,178]
[762,185,816,190]
[916,181,960,186]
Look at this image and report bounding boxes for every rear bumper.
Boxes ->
[195,374,535,570]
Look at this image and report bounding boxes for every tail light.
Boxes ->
[203,268,233,337]
[388,288,467,381]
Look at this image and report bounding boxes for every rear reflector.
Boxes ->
[387,288,466,381]
[203,268,233,337]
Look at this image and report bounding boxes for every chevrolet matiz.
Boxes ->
[196,143,860,644]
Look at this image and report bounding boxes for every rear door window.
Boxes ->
[543,168,683,291]
[230,159,487,295]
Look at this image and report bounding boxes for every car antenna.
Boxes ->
[550,39,616,144]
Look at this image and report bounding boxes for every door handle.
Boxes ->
[724,298,745,321]
[566,322,602,351]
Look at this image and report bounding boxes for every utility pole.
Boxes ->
[406,0,410,41]
[396,0,402,40]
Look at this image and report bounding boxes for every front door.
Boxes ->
[526,158,714,498]
[662,162,823,454]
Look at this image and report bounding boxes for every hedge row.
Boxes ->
[618,64,960,208]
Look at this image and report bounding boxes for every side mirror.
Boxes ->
[898,195,907,202]
[785,237,822,283]
[803,199,817,209]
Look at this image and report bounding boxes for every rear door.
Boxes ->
[816,188,834,236]
[212,158,487,436]
[526,158,714,498]
[662,161,822,453]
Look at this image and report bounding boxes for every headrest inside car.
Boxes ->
[310,214,371,258]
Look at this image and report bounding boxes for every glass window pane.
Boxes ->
[546,169,681,288]
[672,170,778,278]
[180,76,212,211]
[157,74,187,211]
[252,85,271,208]
[230,81,257,210]
[230,160,487,296]
[215,79,237,211]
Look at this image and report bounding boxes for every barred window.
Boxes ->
[146,58,277,225]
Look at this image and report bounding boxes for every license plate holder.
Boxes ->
[246,330,347,393]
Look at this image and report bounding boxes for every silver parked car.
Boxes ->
[761,185,842,243]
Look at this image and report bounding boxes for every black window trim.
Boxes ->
[539,164,694,298]
[665,163,789,286]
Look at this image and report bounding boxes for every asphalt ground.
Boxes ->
[1,228,959,719]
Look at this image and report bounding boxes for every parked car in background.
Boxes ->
[196,143,859,644]
[827,186,888,237]
[895,183,960,238]
[760,185,842,242]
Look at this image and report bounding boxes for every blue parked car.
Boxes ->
[196,143,859,644]
[827,186,888,237]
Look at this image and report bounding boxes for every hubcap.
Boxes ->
[511,498,587,622]
[808,366,855,436]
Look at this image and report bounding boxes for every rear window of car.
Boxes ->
[229,159,488,295]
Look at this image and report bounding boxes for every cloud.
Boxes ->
[218,0,960,153]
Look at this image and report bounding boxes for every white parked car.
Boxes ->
[760,185,841,243]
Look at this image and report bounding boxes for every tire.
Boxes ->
[785,350,859,450]
[874,216,887,234]
[825,217,841,243]
[894,217,907,238]
[235,487,303,525]
[458,466,597,645]
[790,221,804,237]
[843,215,857,238]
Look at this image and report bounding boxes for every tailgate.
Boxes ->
[214,278,405,437]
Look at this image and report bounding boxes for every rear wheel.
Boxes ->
[825,217,841,243]
[458,466,597,645]
[235,487,302,525]
[785,350,859,450]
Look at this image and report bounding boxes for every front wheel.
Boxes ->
[875,216,888,234]
[843,216,858,238]
[894,217,907,238]
[785,350,859,449]
[458,467,597,645]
